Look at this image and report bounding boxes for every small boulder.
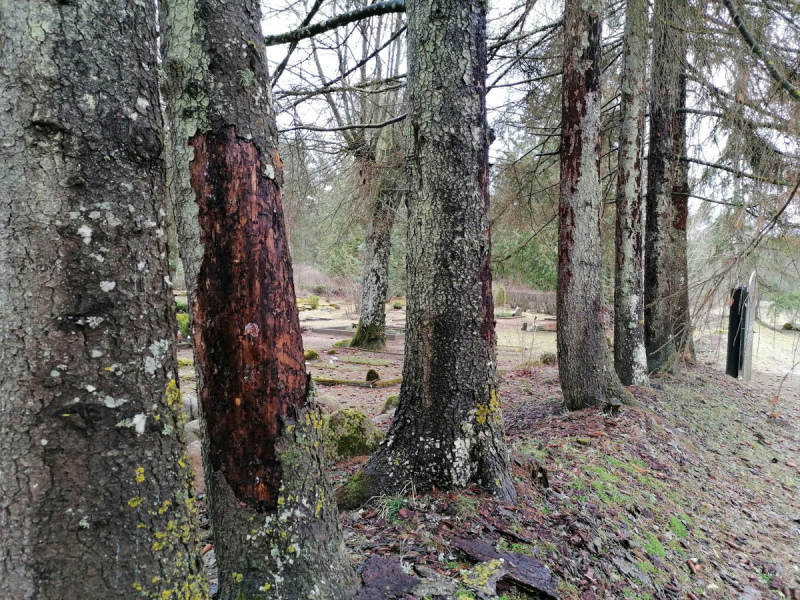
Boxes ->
[381,394,399,414]
[366,368,380,382]
[324,409,385,461]
[304,349,319,360]
[186,439,205,495]
[316,394,343,414]
[182,393,199,420]
[184,419,202,445]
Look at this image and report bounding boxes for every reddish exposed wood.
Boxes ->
[189,126,307,511]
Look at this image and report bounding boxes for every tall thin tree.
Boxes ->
[614,0,649,386]
[0,1,206,598]
[644,0,688,372]
[160,0,359,598]
[344,0,516,504]
[558,0,630,409]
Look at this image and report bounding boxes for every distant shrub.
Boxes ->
[393,301,404,310]
[494,285,507,308]
[174,299,189,313]
[304,349,320,360]
[308,295,320,309]
[176,313,190,338]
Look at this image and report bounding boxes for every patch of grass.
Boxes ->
[308,295,320,309]
[636,559,656,574]
[643,533,666,558]
[376,496,405,521]
[669,515,688,538]
[173,299,188,313]
[495,310,515,318]
[339,356,391,366]
[177,357,194,368]
[453,495,479,519]
[392,301,404,309]
[332,339,351,348]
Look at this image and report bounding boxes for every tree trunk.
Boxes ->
[558,0,630,410]
[670,74,695,362]
[613,0,649,386]
[351,0,516,504]
[0,2,206,599]
[159,1,358,598]
[644,0,687,372]
[351,171,402,351]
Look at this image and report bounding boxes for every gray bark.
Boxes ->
[354,0,516,504]
[644,0,687,372]
[613,0,649,386]
[352,166,402,350]
[558,0,629,410]
[0,2,206,598]
[159,1,358,598]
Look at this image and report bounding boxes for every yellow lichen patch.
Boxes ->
[232,572,244,583]
[165,379,181,408]
[475,389,502,425]
[260,582,272,591]
[128,496,143,508]
[460,558,506,591]
[158,500,172,515]
[136,467,146,483]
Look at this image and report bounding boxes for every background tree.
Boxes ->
[644,0,688,372]
[345,0,516,504]
[160,0,358,597]
[613,0,649,386]
[0,1,206,598]
[558,0,629,410]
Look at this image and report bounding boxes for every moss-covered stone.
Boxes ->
[304,348,319,360]
[323,409,385,461]
[334,472,376,509]
[366,369,380,382]
[382,394,399,414]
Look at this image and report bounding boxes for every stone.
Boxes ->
[184,419,202,445]
[316,394,343,414]
[186,439,205,495]
[381,394,399,414]
[324,408,385,461]
[182,393,199,420]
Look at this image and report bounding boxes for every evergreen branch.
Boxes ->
[721,0,800,102]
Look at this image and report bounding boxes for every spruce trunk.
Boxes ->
[354,0,516,504]
[670,74,695,362]
[0,2,206,598]
[645,0,688,372]
[558,0,630,410]
[613,0,649,386]
[160,1,358,598]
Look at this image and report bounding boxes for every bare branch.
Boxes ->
[264,0,406,47]
[681,156,790,186]
[279,113,406,134]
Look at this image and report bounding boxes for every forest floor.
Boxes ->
[178,302,800,599]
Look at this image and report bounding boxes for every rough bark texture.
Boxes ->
[670,74,695,362]
[644,0,687,372]
[351,170,402,351]
[356,0,516,503]
[0,2,206,599]
[558,0,629,410]
[613,0,649,386]
[160,1,358,598]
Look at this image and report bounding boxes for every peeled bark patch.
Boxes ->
[190,126,307,511]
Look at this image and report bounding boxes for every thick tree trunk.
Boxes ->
[0,2,206,599]
[160,1,358,598]
[351,174,401,350]
[558,0,630,410]
[613,0,649,386]
[353,0,516,504]
[644,0,687,372]
[670,74,695,362]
